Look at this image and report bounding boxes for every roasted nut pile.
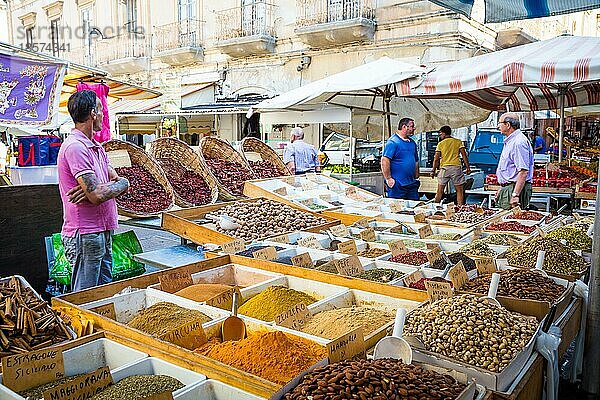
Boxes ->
[458,240,497,257]
[511,211,545,221]
[456,205,497,216]
[389,251,428,266]
[214,199,327,241]
[486,221,536,234]
[448,211,488,224]
[432,253,476,271]
[461,270,565,303]
[481,233,522,246]
[503,237,588,275]
[157,158,212,206]
[404,295,539,372]
[115,165,172,213]
[283,358,467,400]
[205,158,254,196]
[357,247,390,258]
[546,226,592,251]
[249,160,282,179]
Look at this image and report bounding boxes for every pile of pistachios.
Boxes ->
[503,237,588,275]
[547,226,592,251]
[481,233,522,246]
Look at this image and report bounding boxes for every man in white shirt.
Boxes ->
[283,127,321,175]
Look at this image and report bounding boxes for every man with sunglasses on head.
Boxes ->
[495,112,534,209]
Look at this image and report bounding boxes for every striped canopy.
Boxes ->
[430,0,600,23]
[408,35,600,112]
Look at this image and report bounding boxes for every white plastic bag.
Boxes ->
[536,325,562,400]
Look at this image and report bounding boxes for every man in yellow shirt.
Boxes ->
[430,126,471,204]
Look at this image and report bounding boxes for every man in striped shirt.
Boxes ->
[283,127,321,175]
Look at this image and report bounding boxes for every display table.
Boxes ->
[467,187,572,212]
[133,244,206,270]
[330,172,384,195]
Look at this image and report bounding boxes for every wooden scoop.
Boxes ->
[480,273,501,307]
[221,291,246,342]
[373,308,412,363]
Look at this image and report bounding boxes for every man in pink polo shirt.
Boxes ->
[58,90,129,291]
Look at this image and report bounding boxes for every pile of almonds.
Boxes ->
[205,158,254,196]
[157,158,212,206]
[249,160,283,179]
[404,294,539,372]
[115,165,171,213]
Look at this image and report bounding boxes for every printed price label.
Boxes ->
[90,303,116,320]
[403,270,425,287]
[159,271,193,294]
[328,327,366,363]
[160,318,208,350]
[43,367,112,400]
[337,240,358,255]
[273,187,288,196]
[330,224,350,238]
[418,224,433,239]
[414,212,427,223]
[335,255,364,276]
[269,234,290,244]
[445,203,456,219]
[426,242,442,252]
[389,240,408,256]
[359,228,377,242]
[205,287,242,310]
[2,348,65,392]
[425,280,453,303]
[291,252,314,269]
[275,302,311,330]
[389,201,403,213]
[475,258,497,275]
[252,246,278,261]
[448,261,469,289]
[297,236,323,249]
[221,239,246,254]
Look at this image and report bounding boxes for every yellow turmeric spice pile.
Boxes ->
[195,331,326,385]
[237,286,317,321]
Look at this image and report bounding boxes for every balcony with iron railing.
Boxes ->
[295,0,376,47]
[154,19,204,66]
[95,33,151,75]
[215,2,277,58]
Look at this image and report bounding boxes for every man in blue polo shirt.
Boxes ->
[381,118,420,200]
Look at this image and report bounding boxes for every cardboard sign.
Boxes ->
[273,187,288,196]
[90,303,116,320]
[221,239,245,254]
[159,271,193,294]
[448,261,469,289]
[107,149,131,168]
[353,218,371,228]
[425,280,454,303]
[414,212,427,223]
[389,201,403,213]
[418,224,433,239]
[345,186,358,196]
[536,227,547,237]
[359,228,377,242]
[426,247,443,266]
[389,240,408,256]
[270,234,290,244]
[328,327,366,363]
[472,227,482,241]
[205,287,242,310]
[476,258,497,275]
[330,224,350,238]
[319,194,332,202]
[43,367,112,400]
[335,255,364,276]
[403,270,425,287]
[142,392,175,400]
[366,205,381,211]
[445,204,456,219]
[2,348,65,392]
[337,240,358,255]
[511,206,523,215]
[160,318,208,350]
[252,246,278,261]
[274,302,311,330]
[426,242,442,252]
[291,252,314,269]
[300,199,316,208]
[297,236,323,249]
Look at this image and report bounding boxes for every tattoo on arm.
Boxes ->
[78,173,129,204]
[81,173,98,193]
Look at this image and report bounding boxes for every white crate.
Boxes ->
[175,380,265,400]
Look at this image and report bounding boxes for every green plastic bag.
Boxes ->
[50,230,146,285]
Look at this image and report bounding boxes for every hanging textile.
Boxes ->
[0,52,66,125]
[76,82,111,143]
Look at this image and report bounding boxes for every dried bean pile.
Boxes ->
[456,204,497,216]
[448,211,488,224]
[409,277,453,291]
[432,253,476,271]
[284,358,467,400]
[215,199,327,241]
[486,221,536,234]
[481,233,521,246]
[503,237,588,275]
[357,247,389,258]
[461,270,565,303]
[458,240,497,257]
[249,160,282,179]
[512,211,544,221]
[205,158,254,196]
[355,268,404,283]
[405,295,539,372]
[546,226,592,251]
[389,251,428,266]
[156,158,212,206]
[115,165,171,213]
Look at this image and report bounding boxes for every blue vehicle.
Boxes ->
[468,129,505,175]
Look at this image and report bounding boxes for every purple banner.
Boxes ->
[0,52,66,125]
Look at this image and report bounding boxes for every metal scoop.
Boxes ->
[373,308,412,363]
[221,291,246,342]
[533,250,549,277]
[206,214,241,230]
[321,230,341,251]
[480,273,501,307]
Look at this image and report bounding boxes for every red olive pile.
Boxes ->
[157,158,212,206]
[205,158,254,196]
[389,251,428,266]
[487,221,536,234]
[115,165,171,213]
[249,160,282,179]
[512,211,544,221]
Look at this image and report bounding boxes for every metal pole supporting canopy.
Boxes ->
[558,85,566,163]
